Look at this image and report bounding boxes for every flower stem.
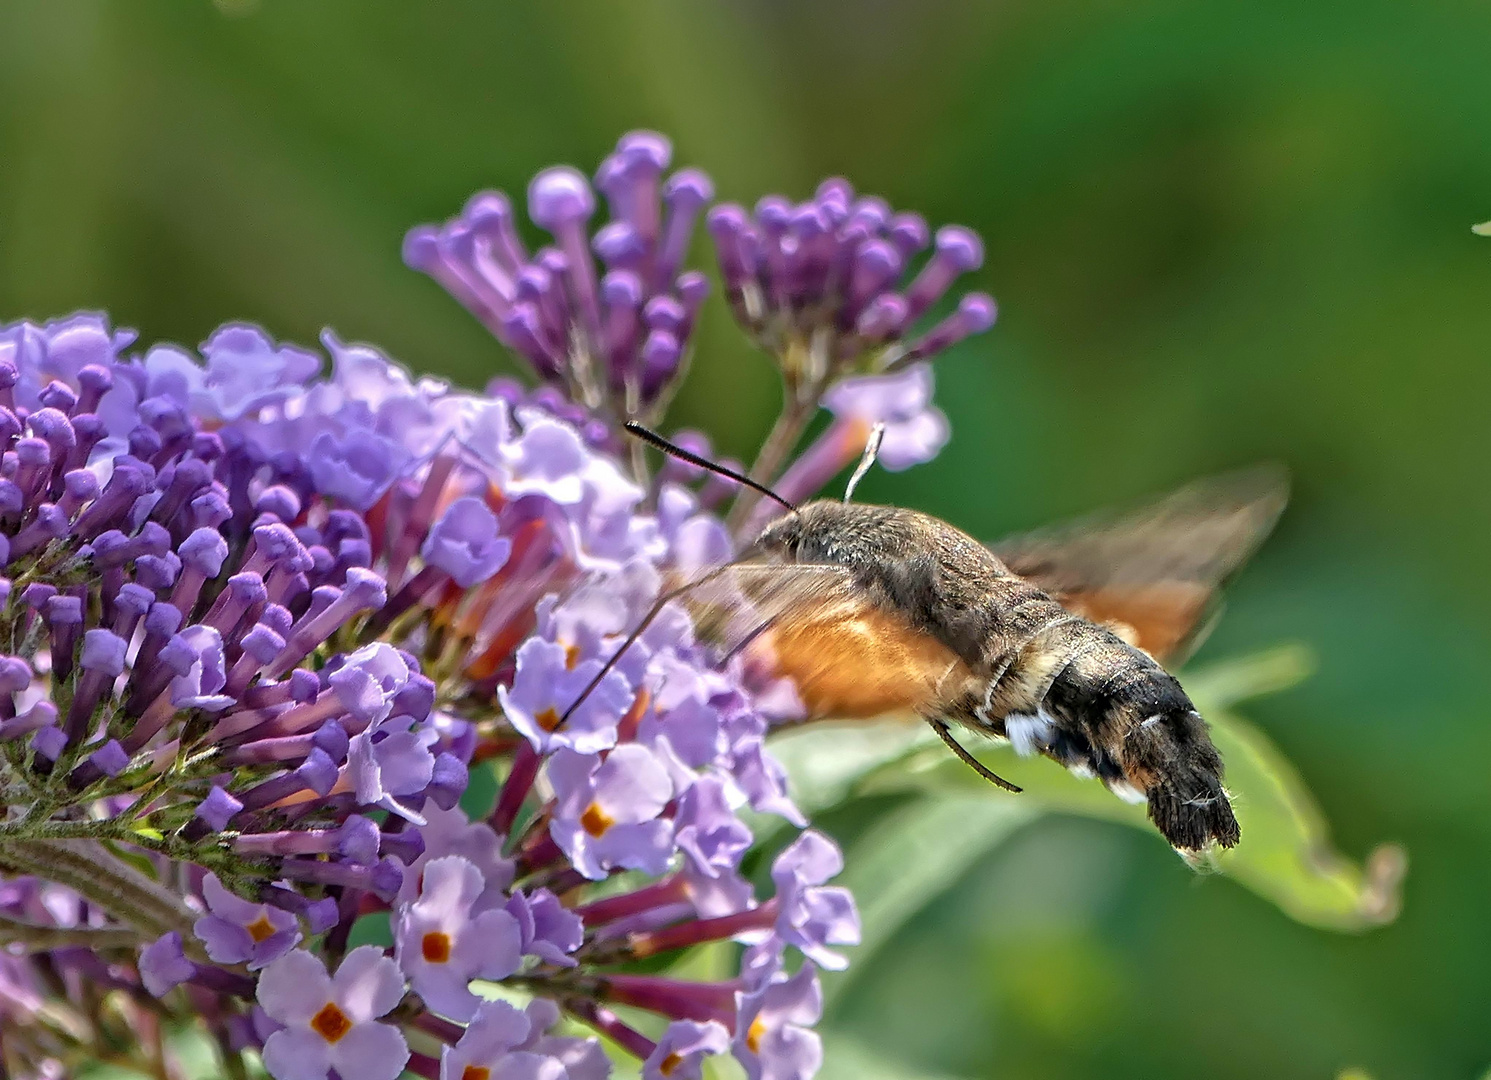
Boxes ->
[491,741,539,837]
[598,973,739,1027]
[0,915,142,953]
[574,873,686,927]
[566,997,658,1059]
[726,370,821,532]
[624,898,777,959]
[0,838,199,949]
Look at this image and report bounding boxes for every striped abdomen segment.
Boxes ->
[950,612,1241,851]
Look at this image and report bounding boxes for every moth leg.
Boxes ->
[926,717,1023,793]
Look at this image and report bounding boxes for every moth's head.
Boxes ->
[749,500,852,560]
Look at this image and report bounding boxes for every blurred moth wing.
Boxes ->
[678,464,1289,719]
[677,561,975,723]
[991,464,1289,665]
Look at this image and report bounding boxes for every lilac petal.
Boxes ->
[327,642,411,726]
[591,743,672,824]
[193,913,255,966]
[307,429,409,510]
[421,496,511,587]
[332,944,405,1022]
[487,1054,568,1080]
[250,927,304,971]
[415,855,484,924]
[525,889,583,966]
[675,775,753,874]
[327,1018,409,1080]
[199,323,320,420]
[645,1020,730,1080]
[203,871,264,923]
[407,960,484,1023]
[373,730,437,795]
[256,948,333,1025]
[139,931,194,998]
[530,1034,610,1080]
[450,999,532,1063]
[743,1023,822,1080]
[772,830,843,890]
[468,908,523,981]
[262,1027,335,1080]
[591,820,676,875]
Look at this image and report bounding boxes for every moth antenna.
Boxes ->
[843,422,886,502]
[556,560,746,727]
[624,421,796,512]
[927,717,1023,793]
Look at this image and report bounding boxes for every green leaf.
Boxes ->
[822,796,1035,1008]
[1179,642,1316,709]
[1472,219,1491,236]
[770,647,1404,932]
[856,714,1401,932]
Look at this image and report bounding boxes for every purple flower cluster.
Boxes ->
[406,132,712,424]
[0,131,993,1080]
[707,179,996,383]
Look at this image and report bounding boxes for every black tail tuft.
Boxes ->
[1134,708,1240,850]
[1147,774,1241,850]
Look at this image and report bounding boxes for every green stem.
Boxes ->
[0,914,143,953]
[725,376,819,532]
[0,838,199,949]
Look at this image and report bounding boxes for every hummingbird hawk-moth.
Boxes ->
[568,423,1287,853]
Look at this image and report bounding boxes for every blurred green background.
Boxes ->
[2,2,1488,1078]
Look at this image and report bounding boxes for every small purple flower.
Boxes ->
[197,324,320,420]
[645,1020,731,1080]
[519,998,612,1080]
[505,887,584,967]
[393,856,522,1022]
[439,1000,564,1080]
[307,428,410,510]
[549,745,675,879]
[193,873,301,970]
[500,416,590,505]
[821,364,948,470]
[673,774,754,879]
[421,496,512,587]
[139,931,195,998]
[347,725,435,822]
[498,637,632,756]
[256,946,409,1080]
[727,738,806,827]
[764,831,860,971]
[396,803,514,910]
[327,642,412,728]
[733,964,824,1080]
[163,625,234,711]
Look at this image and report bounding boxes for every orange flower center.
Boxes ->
[310,1002,352,1043]
[746,1017,768,1054]
[563,642,581,670]
[659,1051,685,1075]
[461,1067,492,1080]
[536,707,562,731]
[421,930,453,963]
[245,914,278,943]
[580,801,615,838]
